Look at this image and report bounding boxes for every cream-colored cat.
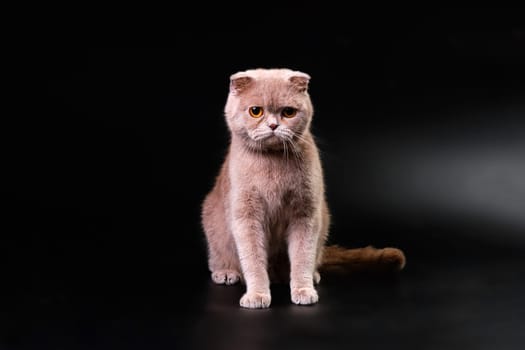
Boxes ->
[201,68,405,309]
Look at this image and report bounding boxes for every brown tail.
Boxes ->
[319,245,406,275]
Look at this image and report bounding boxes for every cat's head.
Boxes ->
[224,68,313,151]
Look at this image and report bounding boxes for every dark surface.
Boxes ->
[3,7,525,350]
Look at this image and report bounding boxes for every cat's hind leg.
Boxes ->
[313,270,321,285]
[211,269,241,285]
[205,231,242,285]
[205,228,242,285]
[202,195,242,285]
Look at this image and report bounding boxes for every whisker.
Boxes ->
[258,140,263,157]
[292,132,314,145]
[282,139,288,164]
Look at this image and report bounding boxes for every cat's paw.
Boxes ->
[313,271,321,284]
[239,292,271,309]
[291,287,319,305]
[211,269,241,285]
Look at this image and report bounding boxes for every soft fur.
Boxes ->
[201,68,405,309]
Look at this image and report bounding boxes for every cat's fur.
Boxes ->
[201,68,405,309]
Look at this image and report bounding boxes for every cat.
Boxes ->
[201,68,406,309]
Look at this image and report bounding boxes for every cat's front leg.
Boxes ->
[287,218,319,305]
[231,198,271,309]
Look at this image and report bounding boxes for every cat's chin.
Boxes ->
[248,135,289,152]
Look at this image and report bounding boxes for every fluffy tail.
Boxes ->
[319,245,406,275]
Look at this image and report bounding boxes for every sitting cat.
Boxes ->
[201,68,405,309]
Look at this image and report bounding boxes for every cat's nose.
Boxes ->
[269,123,278,130]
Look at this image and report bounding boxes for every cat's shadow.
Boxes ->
[184,281,322,349]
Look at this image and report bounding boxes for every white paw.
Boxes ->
[239,292,271,309]
[211,269,241,285]
[291,287,319,305]
[313,271,321,284]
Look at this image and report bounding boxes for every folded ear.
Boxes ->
[289,72,310,93]
[229,72,254,95]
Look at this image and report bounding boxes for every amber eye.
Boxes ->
[281,107,297,118]
[249,106,264,118]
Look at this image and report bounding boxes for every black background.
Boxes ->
[3,7,525,350]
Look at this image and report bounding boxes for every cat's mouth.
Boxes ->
[248,130,295,150]
[253,131,277,141]
[253,131,285,142]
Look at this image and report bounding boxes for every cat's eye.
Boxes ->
[249,106,264,118]
[281,107,297,118]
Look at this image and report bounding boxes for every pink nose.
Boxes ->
[269,123,278,130]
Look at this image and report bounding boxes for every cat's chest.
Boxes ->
[243,159,305,206]
[253,157,302,185]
